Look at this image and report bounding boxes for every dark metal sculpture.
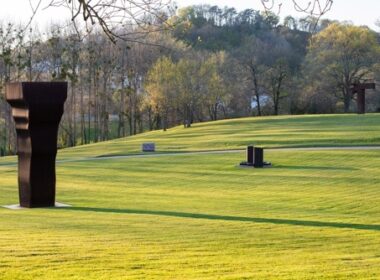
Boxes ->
[253,147,264,168]
[351,82,376,114]
[240,146,271,168]
[247,145,254,166]
[6,82,67,208]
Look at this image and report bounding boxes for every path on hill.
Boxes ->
[1,146,380,167]
[57,146,380,164]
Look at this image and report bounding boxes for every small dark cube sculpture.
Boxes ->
[240,146,271,168]
[6,82,67,208]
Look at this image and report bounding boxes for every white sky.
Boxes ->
[175,0,380,30]
[0,0,379,31]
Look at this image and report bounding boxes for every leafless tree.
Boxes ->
[23,1,334,44]
[261,0,333,16]
[260,0,333,32]
[44,0,173,43]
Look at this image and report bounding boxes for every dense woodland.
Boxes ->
[1,5,380,155]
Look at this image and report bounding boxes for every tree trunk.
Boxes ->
[148,107,153,131]
[102,77,109,141]
[253,74,262,116]
[162,109,168,131]
[80,83,85,145]
[94,77,99,143]
[274,100,279,115]
[343,87,351,113]
[87,69,92,144]
[119,49,126,138]
[71,83,76,146]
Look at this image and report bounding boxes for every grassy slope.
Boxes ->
[59,113,380,159]
[0,114,380,279]
[1,113,379,164]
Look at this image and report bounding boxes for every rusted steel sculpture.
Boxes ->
[351,82,376,114]
[6,82,67,208]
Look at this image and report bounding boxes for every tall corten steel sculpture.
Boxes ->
[351,82,376,114]
[6,82,67,208]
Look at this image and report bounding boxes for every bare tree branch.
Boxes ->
[261,0,333,16]
[44,0,174,43]
[17,0,43,39]
[261,0,333,32]
[292,0,333,16]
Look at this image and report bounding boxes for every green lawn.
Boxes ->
[0,114,380,279]
[58,113,380,159]
[1,113,380,165]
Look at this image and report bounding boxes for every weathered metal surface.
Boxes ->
[351,82,376,114]
[6,82,67,208]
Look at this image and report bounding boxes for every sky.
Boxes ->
[0,0,379,31]
[176,0,380,30]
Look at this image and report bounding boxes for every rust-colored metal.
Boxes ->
[5,82,67,208]
[351,82,375,114]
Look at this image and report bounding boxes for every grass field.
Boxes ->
[1,114,380,279]
[58,113,380,159]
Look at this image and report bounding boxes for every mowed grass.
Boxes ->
[1,149,380,279]
[58,113,380,159]
[1,113,379,166]
[1,114,380,278]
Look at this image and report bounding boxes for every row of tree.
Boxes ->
[0,4,379,155]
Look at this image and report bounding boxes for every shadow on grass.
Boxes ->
[63,207,380,232]
[274,165,358,171]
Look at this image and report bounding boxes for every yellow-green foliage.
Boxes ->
[306,23,380,112]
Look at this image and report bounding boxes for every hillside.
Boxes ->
[58,113,380,159]
[1,114,380,278]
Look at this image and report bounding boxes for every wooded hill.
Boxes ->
[0,4,379,155]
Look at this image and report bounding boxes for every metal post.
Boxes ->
[357,89,365,114]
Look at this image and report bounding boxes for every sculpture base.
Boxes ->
[2,202,71,210]
[238,162,272,168]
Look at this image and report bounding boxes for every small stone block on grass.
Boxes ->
[142,143,155,152]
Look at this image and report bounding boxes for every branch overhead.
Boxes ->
[46,0,174,43]
[261,0,333,17]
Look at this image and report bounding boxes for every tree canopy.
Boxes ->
[1,3,379,155]
[305,23,380,112]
